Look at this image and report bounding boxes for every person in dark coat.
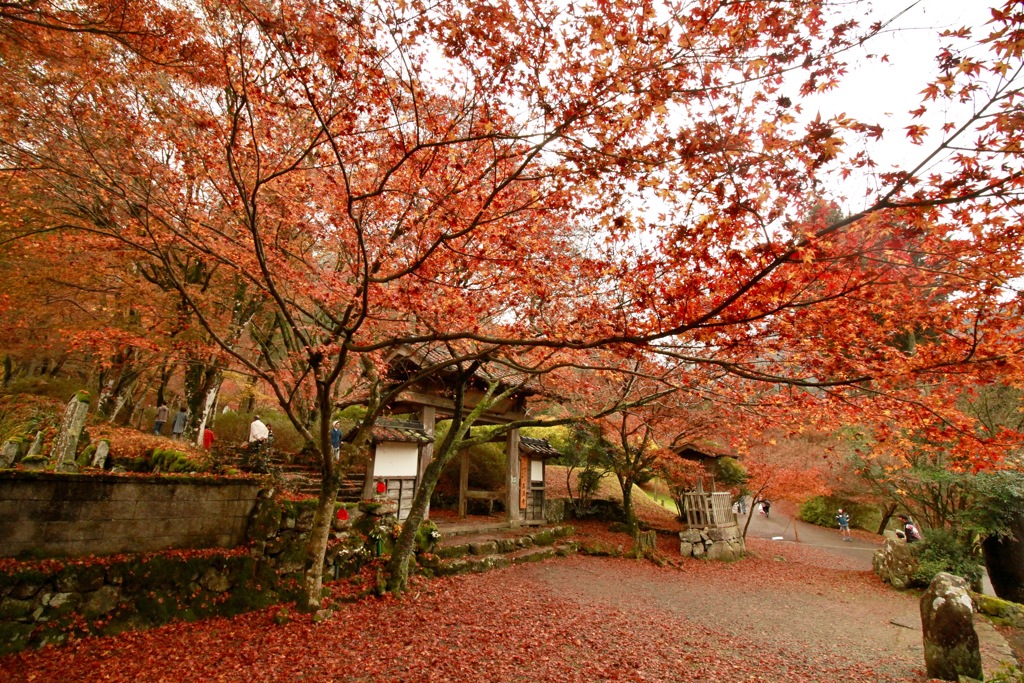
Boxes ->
[171,407,187,439]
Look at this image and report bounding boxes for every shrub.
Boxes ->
[712,457,747,487]
[214,410,306,454]
[799,496,877,531]
[0,393,63,445]
[910,527,984,588]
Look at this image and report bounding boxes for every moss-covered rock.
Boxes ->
[469,541,498,556]
[436,543,470,560]
[0,597,34,620]
[973,592,1024,628]
[248,499,284,541]
[0,621,34,654]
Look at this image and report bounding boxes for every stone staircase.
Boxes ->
[417,524,577,577]
[274,455,367,504]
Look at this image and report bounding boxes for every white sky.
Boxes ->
[809,0,1000,209]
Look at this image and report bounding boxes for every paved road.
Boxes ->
[739,502,880,569]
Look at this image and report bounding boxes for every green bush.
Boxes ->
[911,527,984,588]
[212,410,306,454]
[799,496,877,531]
[712,457,747,487]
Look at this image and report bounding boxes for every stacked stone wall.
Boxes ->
[679,523,745,560]
[0,473,261,557]
[0,494,362,655]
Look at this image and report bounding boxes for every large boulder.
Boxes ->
[920,572,982,681]
[873,535,918,589]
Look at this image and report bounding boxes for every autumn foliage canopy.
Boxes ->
[5,0,1024,600]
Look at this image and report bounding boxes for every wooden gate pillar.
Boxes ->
[506,428,521,526]
[419,405,435,518]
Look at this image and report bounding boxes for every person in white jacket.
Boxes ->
[248,415,270,444]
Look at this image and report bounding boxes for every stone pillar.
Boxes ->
[419,406,435,519]
[51,392,90,470]
[921,572,983,681]
[27,431,43,456]
[90,440,110,468]
[0,439,19,468]
[505,428,520,527]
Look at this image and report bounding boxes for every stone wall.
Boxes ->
[679,523,745,560]
[0,473,261,558]
[0,496,364,655]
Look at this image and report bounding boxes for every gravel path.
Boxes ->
[528,540,926,682]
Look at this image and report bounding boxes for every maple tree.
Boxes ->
[4,0,1024,608]
[735,430,832,538]
[583,358,723,534]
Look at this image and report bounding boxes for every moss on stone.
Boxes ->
[973,592,1024,628]
[0,621,34,656]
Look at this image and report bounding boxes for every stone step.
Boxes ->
[433,525,575,559]
[421,542,577,577]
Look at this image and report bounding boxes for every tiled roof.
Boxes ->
[372,420,433,444]
[395,344,533,391]
[671,440,737,460]
[519,436,560,458]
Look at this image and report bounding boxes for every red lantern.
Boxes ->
[336,508,349,521]
[376,481,387,494]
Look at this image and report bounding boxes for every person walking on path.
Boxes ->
[153,403,169,435]
[330,420,342,460]
[761,499,771,518]
[171,407,187,440]
[836,508,852,542]
[151,403,167,436]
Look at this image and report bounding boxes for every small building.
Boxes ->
[669,440,739,528]
[384,344,551,527]
[362,420,433,521]
[457,435,560,523]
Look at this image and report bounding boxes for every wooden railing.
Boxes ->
[681,491,735,528]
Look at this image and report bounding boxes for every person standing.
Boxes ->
[248,415,270,444]
[836,508,852,542]
[153,403,169,435]
[898,514,921,543]
[330,420,342,461]
[761,500,771,518]
[171,407,187,440]
[202,427,216,450]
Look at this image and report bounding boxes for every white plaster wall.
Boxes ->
[530,459,543,482]
[372,442,419,477]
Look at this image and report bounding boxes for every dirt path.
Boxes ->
[3,547,929,683]
[740,501,882,569]
[548,529,926,682]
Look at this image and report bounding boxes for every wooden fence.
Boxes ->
[681,490,735,528]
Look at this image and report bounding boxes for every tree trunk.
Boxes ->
[193,380,221,448]
[299,455,342,611]
[155,362,172,408]
[982,512,1024,603]
[876,502,899,535]
[620,477,638,534]
[386,446,449,595]
[183,362,220,440]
